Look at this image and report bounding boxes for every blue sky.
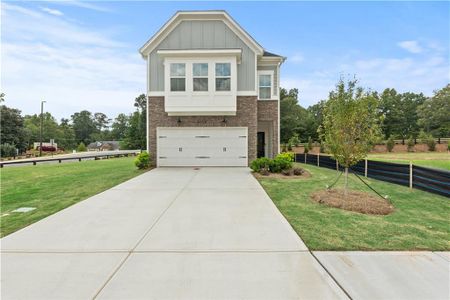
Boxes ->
[2,1,449,120]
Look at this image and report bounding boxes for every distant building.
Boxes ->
[87,141,120,151]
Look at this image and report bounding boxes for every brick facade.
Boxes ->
[149,96,276,165]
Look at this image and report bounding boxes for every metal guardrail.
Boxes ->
[0,150,141,168]
[295,153,450,198]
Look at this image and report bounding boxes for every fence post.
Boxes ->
[409,161,413,190]
[317,152,320,167]
[336,160,338,171]
[365,158,368,178]
[304,153,307,164]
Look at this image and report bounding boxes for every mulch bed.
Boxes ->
[311,189,394,215]
[253,170,311,179]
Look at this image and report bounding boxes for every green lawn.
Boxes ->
[258,163,450,251]
[1,157,146,237]
[367,152,450,170]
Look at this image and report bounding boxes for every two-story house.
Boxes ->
[139,10,285,166]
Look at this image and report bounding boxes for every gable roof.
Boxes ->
[139,10,265,57]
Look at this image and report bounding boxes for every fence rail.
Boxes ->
[0,150,141,168]
[295,153,450,198]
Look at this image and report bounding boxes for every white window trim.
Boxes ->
[215,62,232,93]
[257,70,276,100]
[169,63,186,92]
[192,63,209,93]
[164,57,236,97]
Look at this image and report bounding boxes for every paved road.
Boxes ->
[1,150,140,168]
[1,168,346,299]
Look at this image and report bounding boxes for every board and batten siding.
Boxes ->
[148,20,256,92]
[257,65,278,96]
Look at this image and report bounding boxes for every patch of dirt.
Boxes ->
[311,189,394,215]
[253,170,311,179]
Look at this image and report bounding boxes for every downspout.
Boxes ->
[146,54,150,154]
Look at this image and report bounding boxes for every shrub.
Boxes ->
[386,136,395,152]
[293,167,304,175]
[406,137,415,152]
[250,157,271,172]
[77,142,87,152]
[419,130,436,151]
[1,143,17,158]
[277,152,294,162]
[426,137,436,151]
[270,154,293,173]
[134,151,151,169]
[307,137,313,153]
[304,143,309,154]
[287,142,293,151]
[289,134,300,147]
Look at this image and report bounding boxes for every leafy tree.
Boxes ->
[111,113,129,140]
[93,112,111,132]
[71,110,97,145]
[123,94,147,149]
[320,79,381,195]
[23,113,61,148]
[58,118,76,149]
[418,84,450,138]
[378,89,426,140]
[1,104,27,152]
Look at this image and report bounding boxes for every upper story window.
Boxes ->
[215,63,231,91]
[193,63,208,92]
[258,70,274,100]
[170,63,186,92]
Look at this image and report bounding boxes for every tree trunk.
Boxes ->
[344,167,349,197]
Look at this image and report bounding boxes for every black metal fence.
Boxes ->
[295,153,450,198]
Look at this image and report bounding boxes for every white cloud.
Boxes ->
[398,40,423,54]
[49,0,112,13]
[281,52,449,108]
[289,53,304,64]
[1,3,144,120]
[40,7,63,16]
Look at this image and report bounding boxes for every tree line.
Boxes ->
[281,83,450,146]
[1,93,147,156]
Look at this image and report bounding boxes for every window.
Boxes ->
[193,63,208,92]
[170,63,185,92]
[259,74,272,99]
[215,63,231,91]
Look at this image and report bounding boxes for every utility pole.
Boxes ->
[39,100,46,157]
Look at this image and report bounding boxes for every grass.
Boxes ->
[0,157,147,237]
[257,163,450,251]
[367,152,450,170]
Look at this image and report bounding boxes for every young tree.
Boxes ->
[320,79,381,195]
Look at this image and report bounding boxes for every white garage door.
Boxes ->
[157,127,248,167]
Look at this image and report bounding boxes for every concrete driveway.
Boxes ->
[1,167,347,299]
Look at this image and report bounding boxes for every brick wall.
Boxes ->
[148,96,258,165]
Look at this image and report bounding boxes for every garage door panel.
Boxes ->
[157,127,247,167]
